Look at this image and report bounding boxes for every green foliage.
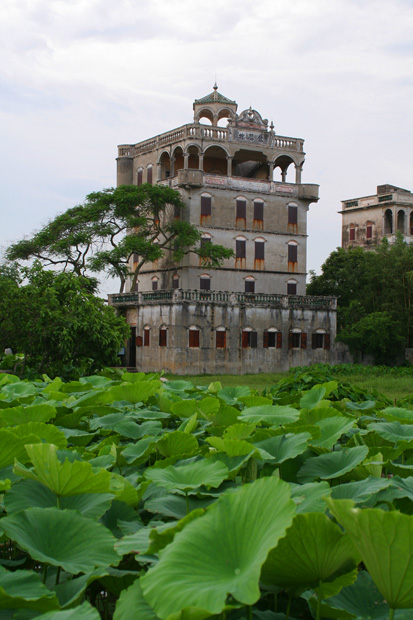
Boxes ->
[6,185,234,293]
[0,368,412,619]
[338,311,404,365]
[307,235,413,364]
[0,263,129,378]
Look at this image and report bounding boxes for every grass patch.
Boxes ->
[166,366,413,402]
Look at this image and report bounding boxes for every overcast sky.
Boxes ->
[1,0,412,295]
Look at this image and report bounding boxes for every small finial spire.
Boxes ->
[213,82,218,91]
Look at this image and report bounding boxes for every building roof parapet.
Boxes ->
[109,290,336,310]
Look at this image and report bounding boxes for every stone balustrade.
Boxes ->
[109,289,336,310]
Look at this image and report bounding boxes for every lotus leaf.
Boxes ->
[33,602,101,619]
[239,405,300,425]
[0,565,59,612]
[14,443,112,496]
[326,498,413,610]
[5,479,113,518]
[1,507,120,574]
[145,459,228,493]
[298,446,369,483]
[261,512,359,596]
[309,417,355,451]
[141,477,295,619]
[156,431,198,457]
[254,432,310,464]
[114,579,159,620]
[299,386,326,410]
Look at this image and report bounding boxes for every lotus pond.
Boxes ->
[0,367,413,620]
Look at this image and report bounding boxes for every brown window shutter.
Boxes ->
[254,201,263,221]
[263,331,269,348]
[288,244,297,262]
[137,169,143,186]
[301,333,307,349]
[287,281,297,295]
[241,331,249,348]
[236,200,246,219]
[159,329,167,347]
[288,206,298,224]
[288,332,293,349]
[189,330,200,348]
[245,279,255,293]
[324,334,330,350]
[251,332,257,348]
[200,277,210,290]
[216,331,226,349]
[236,239,246,258]
[144,329,150,346]
[312,333,317,349]
[147,167,153,184]
[277,332,282,349]
[255,241,265,260]
[349,227,355,241]
[201,196,212,216]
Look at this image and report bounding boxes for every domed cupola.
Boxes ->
[193,83,238,126]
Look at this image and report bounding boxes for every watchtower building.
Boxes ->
[110,86,337,374]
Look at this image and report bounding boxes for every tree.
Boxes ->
[6,185,234,293]
[0,263,129,378]
[338,312,404,365]
[307,235,413,364]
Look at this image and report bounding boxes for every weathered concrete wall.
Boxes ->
[117,294,337,374]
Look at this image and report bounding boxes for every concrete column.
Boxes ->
[295,163,302,184]
[199,153,204,172]
[170,157,175,177]
[157,162,162,181]
[268,162,274,181]
[281,169,287,183]
[184,154,189,169]
[227,157,232,177]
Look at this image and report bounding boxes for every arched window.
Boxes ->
[151,276,159,291]
[289,329,306,349]
[253,199,264,230]
[235,235,246,268]
[235,196,246,229]
[397,210,406,233]
[312,329,330,350]
[137,167,143,186]
[172,274,179,289]
[384,209,393,234]
[287,279,297,295]
[288,203,298,226]
[200,274,211,291]
[200,193,212,224]
[147,165,153,185]
[263,328,282,349]
[216,327,226,349]
[159,326,167,347]
[366,222,373,240]
[200,233,212,265]
[143,325,150,347]
[254,237,265,269]
[288,241,298,269]
[245,276,255,293]
[188,325,200,348]
[241,327,257,349]
[349,226,356,242]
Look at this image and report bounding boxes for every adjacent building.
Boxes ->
[340,184,413,249]
[110,86,337,374]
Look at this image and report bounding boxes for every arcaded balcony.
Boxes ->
[118,122,305,159]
